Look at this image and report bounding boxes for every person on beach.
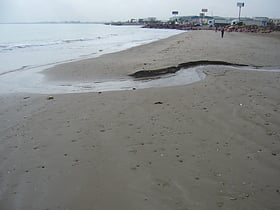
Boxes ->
[221,27,225,38]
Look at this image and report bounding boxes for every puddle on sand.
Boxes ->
[0,65,206,94]
[0,65,279,94]
[43,67,206,94]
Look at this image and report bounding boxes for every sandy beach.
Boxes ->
[1,30,280,210]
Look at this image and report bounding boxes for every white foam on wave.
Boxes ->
[0,24,183,75]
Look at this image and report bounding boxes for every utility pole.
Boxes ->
[237,2,245,23]
[172,11,179,24]
[201,9,208,25]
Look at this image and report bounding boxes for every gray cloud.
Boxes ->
[0,0,279,22]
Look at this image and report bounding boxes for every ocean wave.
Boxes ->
[0,57,83,77]
[0,65,32,76]
[0,37,106,52]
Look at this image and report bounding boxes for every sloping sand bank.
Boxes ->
[0,31,280,210]
[44,31,280,81]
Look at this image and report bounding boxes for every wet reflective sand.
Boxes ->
[0,65,280,94]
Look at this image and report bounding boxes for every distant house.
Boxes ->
[271,18,280,26]
[231,17,268,26]
[169,16,213,25]
[208,17,232,27]
[143,17,158,23]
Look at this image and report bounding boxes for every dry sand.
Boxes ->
[0,31,280,210]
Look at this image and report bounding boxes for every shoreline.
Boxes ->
[1,30,280,210]
[44,30,280,82]
[0,24,183,79]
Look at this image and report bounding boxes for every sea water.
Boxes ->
[0,23,185,93]
[1,24,279,94]
[0,23,182,75]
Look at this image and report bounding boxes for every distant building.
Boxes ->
[143,17,158,23]
[130,19,137,23]
[271,18,280,26]
[169,16,213,25]
[231,17,268,26]
[208,17,233,27]
[106,17,159,26]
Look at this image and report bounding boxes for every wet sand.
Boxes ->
[0,31,280,210]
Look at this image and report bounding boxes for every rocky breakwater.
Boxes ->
[143,23,206,31]
[224,25,280,33]
[143,23,280,33]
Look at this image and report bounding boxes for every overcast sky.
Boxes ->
[0,0,279,22]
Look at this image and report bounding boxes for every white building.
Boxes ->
[231,17,268,26]
[272,19,280,26]
[208,17,232,27]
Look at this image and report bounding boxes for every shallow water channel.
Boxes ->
[0,64,279,94]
